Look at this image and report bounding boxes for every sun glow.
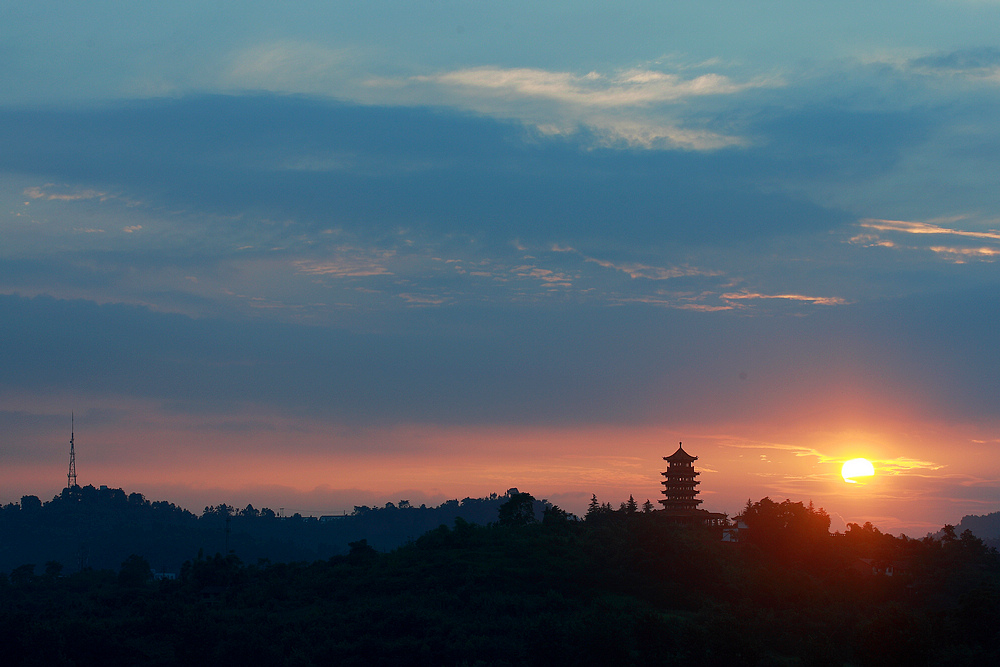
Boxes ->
[841,458,875,484]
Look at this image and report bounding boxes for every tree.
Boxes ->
[586,495,616,523]
[9,563,35,586]
[118,554,152,587]
[737,497,830,562]
[587,494,601,518]
[203,503,234,517]
[43,561,63,582]
[20,495,41,512]
[543,504,571,525]
[347,539,378,564]
[498,492,536,527]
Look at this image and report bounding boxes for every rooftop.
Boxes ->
[664,443,697,463]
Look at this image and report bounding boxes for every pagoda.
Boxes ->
[660,443,701,511]
[658,443,727,527]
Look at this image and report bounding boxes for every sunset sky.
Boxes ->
[2,2,999,535]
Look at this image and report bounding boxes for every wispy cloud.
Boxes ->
[859,217,1000,240]
[413,67,764,107]
[585,257,722,280]
[394,66,779,150]
[721,440,948,478]
[294,256,394,278]
[22,184,143,208]
[611,295,733,311]
[511,265,574,287]
[397,293,446,306]
[860,47,1000,87]
[854,218,1000,262]
[24,185,109,202]
[721,291,848,306]
[928,246,1000,261]
[908,47,1000,82]
[722,439,836,463]
[876,456,945,475]
[223,45,778,151]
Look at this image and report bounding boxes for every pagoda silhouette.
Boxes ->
[659,443,727,526]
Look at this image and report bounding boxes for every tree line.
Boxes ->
[0,484,536,573]
[2,490,998,665]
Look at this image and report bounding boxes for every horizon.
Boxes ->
[2,3,998,539]
[6,427,986,537]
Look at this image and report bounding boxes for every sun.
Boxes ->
[841,458,875,484]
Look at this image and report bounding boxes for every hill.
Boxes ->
[2,496,998,665]
[0,484,539,573]
[958,510,1000,549]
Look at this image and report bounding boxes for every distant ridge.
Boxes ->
[957,510,1000,548]
[0,484,534,573]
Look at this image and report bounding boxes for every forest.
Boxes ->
[0,484,526,573]
[2,488,999,666]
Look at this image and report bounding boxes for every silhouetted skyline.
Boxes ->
[2,3,999,535]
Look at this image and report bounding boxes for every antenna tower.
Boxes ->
[67,412,77,489]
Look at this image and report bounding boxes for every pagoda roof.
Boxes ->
[664,443,697,462]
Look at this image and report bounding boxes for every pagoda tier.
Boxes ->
[659,443,702,511]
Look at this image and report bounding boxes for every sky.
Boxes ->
[2,2,999,535]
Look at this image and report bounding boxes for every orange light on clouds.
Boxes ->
[3,390,997,536]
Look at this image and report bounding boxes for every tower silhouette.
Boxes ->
[67,412,77,489]
[659,442,701,510]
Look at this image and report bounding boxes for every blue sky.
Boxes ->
[2,2,999,532]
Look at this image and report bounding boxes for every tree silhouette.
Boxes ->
[498,492,536,527]
[118,554,152,587]
[737,497,830,563]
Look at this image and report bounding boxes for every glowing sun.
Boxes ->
[841,458,875,484]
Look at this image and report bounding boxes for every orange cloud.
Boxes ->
[721,291,847,306]
[859,217,1000,241]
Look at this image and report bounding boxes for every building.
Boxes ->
[722,519,748,543]
[659,443,727,527]
[660,443,701,511]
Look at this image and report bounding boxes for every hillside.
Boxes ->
[2,496,999,666]
[0,484,531,573]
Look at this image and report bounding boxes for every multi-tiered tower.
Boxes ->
[659,443,701,511]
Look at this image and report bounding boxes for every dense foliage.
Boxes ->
[0,485,529,572]
[2,493,998,665]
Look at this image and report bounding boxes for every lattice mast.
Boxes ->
[67,412,77,489]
